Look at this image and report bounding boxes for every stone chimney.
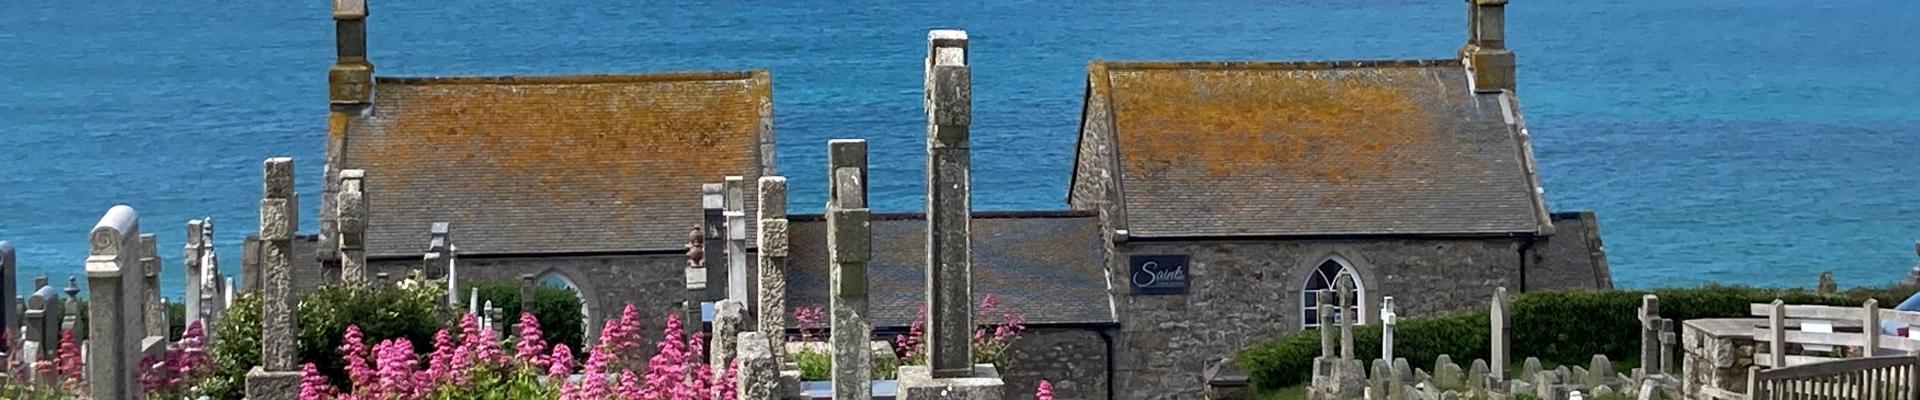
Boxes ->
[330,0,374,104]
[1461,0,1515,93]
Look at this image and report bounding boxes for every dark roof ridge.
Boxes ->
[1094,58,1459,71]
[787,210,1097,222]
[375,70,766,85]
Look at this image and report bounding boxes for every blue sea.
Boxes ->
[2,0,1916,298]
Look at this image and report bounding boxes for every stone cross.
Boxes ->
[724,175,752,327]
[248,157,303,400]
[85,204,143,400]
[0,240,13,353]
[756,176,790,364]
[1658,318,1676,375]
[141,233,168,339]
[184,219,205,322]
[1381,296,1396,364]
[1337,277,1354,363]
[1638,295,1660,375]
[923,26,976,379]
[337,169,369,283]
[1491,287,1510,383]
[826,139,872,400]
[424,222,455,306]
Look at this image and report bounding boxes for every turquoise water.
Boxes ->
[2,0,1916,297]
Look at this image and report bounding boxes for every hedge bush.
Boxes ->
[203,282,447,400]
[1235,285,1914,389]
[466,281,588,358]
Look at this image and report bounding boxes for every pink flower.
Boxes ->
[516,312,550,370]
[1036,379,1055,400]
[547,343,575,381]
[55,329,84,391]
[299,362,338,400]
[341,325,374,390]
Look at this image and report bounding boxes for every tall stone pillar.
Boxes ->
[724,176,752,327]
[1639,295,1661,376]
[1491,287,1510,383]
[520,273,537,314]
[323,0,375,265]
[337,169,369,283]
[247,157,302,400]
[85,204,142,400]
[755,176,790,363]
[184,219,205,322]
[826,139,873,400]
[141,233,168,339]
[922,27,976,379]
[424,222,454,306]
[896,30,1006,399]
[1462,0,1515,92]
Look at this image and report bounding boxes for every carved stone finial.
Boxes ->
[686,226,705,267]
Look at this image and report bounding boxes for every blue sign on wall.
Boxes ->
[1128,255,1189,295]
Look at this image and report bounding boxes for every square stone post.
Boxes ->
[184,219,205,322]
[684,225,706,340]
[141,233,168,339]
[756,176,790,364]
[0,240,13,352]
[1491,287,1510,383]
[520,273,537,314]
[898,29,1006,400]
[1639,295,1660,375]
[337,169,369,283]
[86,204,141,400]
[248,157,302,400]
[424,222,456,307]
[1463,0,1515,92]
[702,183,726,303]
[241,235,261,294]
[737,331,779,400]
[923,27,975,379]
[724,176,753,328]
[827,139,873,400]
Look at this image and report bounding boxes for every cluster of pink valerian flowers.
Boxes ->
[300,304,734,400]
[1036,379,1055,400]
[896,294,1029,367]
[792,305,826,341]
[139,320,215,398]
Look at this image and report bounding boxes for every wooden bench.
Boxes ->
[1749,300,1920,367]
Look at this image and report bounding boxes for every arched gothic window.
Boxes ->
[1301,257,1365,328]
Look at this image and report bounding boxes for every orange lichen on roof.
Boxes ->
[1109,66,1435,184]
[344,72,771,255]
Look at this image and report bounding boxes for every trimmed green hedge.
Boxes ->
[1235,285,1914,389]
[466,281,588,358]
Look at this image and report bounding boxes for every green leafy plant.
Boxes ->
[203,276,449,400]
[464,281,588,359]
[1234,285,1910,390]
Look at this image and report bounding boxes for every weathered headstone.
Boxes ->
[701,183,726,303]
[1589,355,1612,386]
[141,233,168,339]
[337,169,368,283]
[1319,290,1334,358]
[1491,287,1510,382]
[713,299,745,380]
[1435,355,1462,388]
[424,222,455,306]
[247,157,303,400]
[1592,384,1615,398]
[826,139,873,400]
[86,204,143,400]
[1658,319,1676,375]
[1570,366,1590,386]
[737,331,779,400]
[756,176,790,365]
[1371,359,1392,398]
[1523,357,1543,378]
[519,274,536,313]
[1817,271,1837,295]
[1468,359,1489,390]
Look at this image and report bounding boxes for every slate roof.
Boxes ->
[785,212,1115,328]
[1074,59,1550,238]
[338,72,774,257]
